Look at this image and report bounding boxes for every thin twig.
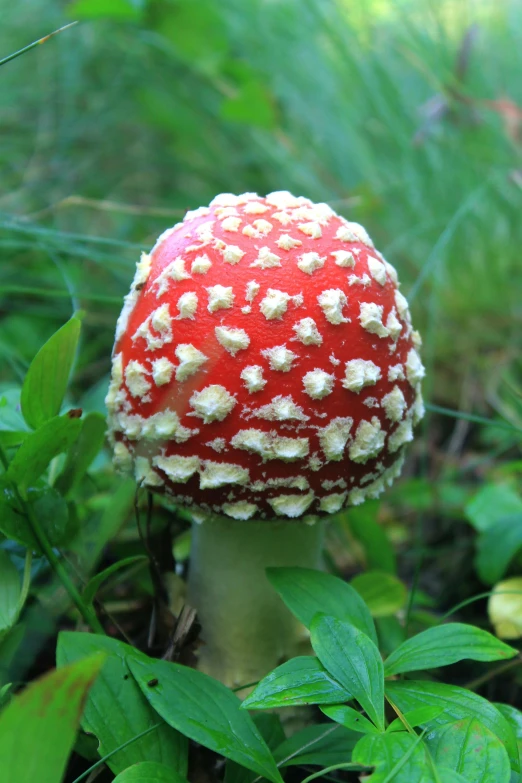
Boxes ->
[0,23,78,68]
[465,654,522,692]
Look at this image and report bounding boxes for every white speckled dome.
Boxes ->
[106,191,424,522]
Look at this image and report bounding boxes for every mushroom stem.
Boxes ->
[187,516,324,688]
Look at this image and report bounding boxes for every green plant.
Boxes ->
[2,1,522,780]
[242,568,521,782]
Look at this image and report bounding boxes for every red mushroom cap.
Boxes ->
[106,192,424,522]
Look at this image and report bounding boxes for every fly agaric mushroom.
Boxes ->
[106,191,424,686]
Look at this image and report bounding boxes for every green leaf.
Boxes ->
[273,723,359,768]
[242,656,352,710]
[221,81,276,129]
[127,653,283,783]
[495,703,522,740]
[426,719,511,783]
[68,0,143,20]
[157,0,228,75]
[321,704,381,735]
[383,623,517,676]
[351,571,407,617]
[386,707,444,733]
[56,632,188,776]
[0,431,29,448]
[385,680,519,771]
[0,653,104,783]
[0,389,30,448]
[465,484,522,532]
[0,483,69,551]
[7,415,82,493]
[252,713,286,751]
[20,316,81,429]
[113,762,190,782]
[0,551,21,637]
[495,703,522,774]
[225,714,285,783]
[311,614,385,731]
[266,567,377,645]
[82,556,148,610]
[0,389,28,428]
[352,731,431,783]
[476,514,522,584]
[55,412,106,495]
[343,503,397,574]
[436,770,469,783]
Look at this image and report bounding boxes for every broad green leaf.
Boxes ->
[351,571,407,617]
[352,731,432,783]
[385,680,519,771]
[384,623,517,676]
[495,703,522,772]
[273,723,359,768]
[266,567,377,645]
[343,504,397,574]
[57,632,187,776]
[0,389,28,430]
[311,614,385,731]
[113,762,189,782]
[489,578,522,638]
[436,770,469,783]
[7,415,82,493]
[21,316,81,429]
[252,714,286,750]
[386,707,444,733]
[465,484,522,532]
[426,719,511,783]
[242,656,352,710]
[127,654,283,783]
[495,703,522,740]
[321,704,380,735]
[0,551,21,637]
[55,412,106,495]
[0,483,69,550]
[224,714,285,783]
[68,0,142,21]
[0,389,30,448]
[0,653,104,783]
[82,556,148,610]
[0,431,28,448]
[476,515,522,584]
[157,0,228,74]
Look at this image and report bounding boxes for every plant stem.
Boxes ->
[0,23,78,68]
[300,762,366,783]
[25,494,105,634]
[0,441,104,635]
[187,516,324,688]
[465,654,522,691]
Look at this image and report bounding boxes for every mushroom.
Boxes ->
[106,191,425,687]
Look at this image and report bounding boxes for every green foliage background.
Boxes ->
[1,0,521,421]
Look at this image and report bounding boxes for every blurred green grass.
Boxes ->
[1,0,521,421]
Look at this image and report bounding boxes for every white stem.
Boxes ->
[187,517,324,688]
